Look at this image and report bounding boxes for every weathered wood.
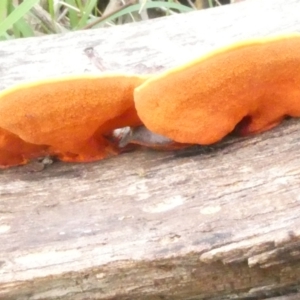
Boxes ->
[1,0,300,299]
[264,295,300,300]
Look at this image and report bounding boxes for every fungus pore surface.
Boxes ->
[0,74,148,164]
[134,33,300,145]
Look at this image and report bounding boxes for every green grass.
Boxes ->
[0,0,225,40]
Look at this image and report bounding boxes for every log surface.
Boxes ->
[1,0,300,299]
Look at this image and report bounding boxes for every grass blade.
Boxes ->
[0,0,39,37]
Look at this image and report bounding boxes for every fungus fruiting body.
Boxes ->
[0,128,48,168]
[0,74,148,166]
[134,33,300,145]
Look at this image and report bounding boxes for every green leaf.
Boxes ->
[14,16,35,38]
[76,0,98,29]
[0,0,39,38]
[65,0,80,28]
[0,0,8,23]
[48,0,55,21]
[88,1,193,28]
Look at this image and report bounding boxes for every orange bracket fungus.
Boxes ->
[0,74,148,168]
[0,127,48,169]
[133,33,300,147]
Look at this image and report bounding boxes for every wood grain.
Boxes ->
[1,0,300,299]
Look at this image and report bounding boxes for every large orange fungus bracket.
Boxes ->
[134,33,300,145]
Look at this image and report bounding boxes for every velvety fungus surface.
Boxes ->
[134,34,300,145]
[0,74,148,164]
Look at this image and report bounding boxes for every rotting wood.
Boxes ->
[1,0,300,299]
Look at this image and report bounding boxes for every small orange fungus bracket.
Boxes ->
[0,74,148,168]
[134,33,300,145]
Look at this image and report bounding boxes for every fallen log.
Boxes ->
[1,0,300,299]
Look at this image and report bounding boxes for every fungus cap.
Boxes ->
[134,33,300,145]
[0,73,148,162]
